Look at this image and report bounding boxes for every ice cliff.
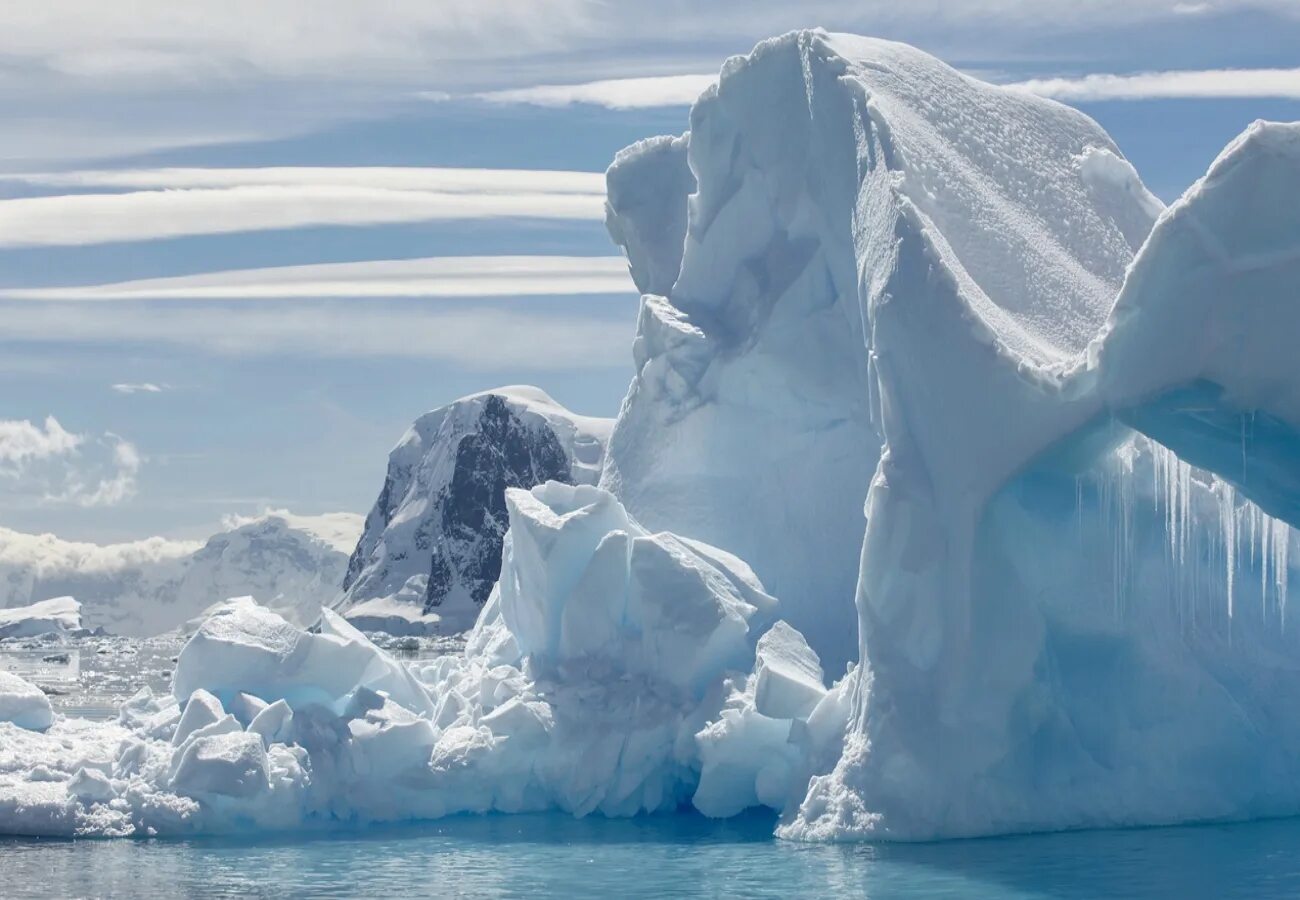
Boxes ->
[338,387,611,636]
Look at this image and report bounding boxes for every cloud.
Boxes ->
[3,256,633,301]
[474,73,717,109]
[5,166,605,195]
[0,417,82,467]
[111,383,166,394]
[0,523,201,575]
[1008,66,1300,101]
[0,182,605,248]
[0,417,141,507]
[0,303,634,369]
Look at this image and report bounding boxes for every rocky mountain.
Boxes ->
[336,386,611,635]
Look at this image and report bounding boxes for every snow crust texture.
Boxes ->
[339,387,612,636]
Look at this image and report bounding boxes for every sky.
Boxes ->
[2,0,1299,542]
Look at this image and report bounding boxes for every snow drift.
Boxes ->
[338,387,612,636]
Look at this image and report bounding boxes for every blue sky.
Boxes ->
[2,1,1299,541]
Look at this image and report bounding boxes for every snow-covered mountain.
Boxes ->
[337,386,611,635]
[0,510,361,636]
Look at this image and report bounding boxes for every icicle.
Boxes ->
[1216,478,1236,622]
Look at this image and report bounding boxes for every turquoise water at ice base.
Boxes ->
[5,811,1300,899]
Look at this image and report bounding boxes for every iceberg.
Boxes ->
[338,387,612,636]
[3,29,1298,845]
[0,596,83,639]
[0,671,53,731]
[604,29,1300,840]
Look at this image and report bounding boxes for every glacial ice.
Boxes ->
[604,30,1300,840]
[0,510,360,636]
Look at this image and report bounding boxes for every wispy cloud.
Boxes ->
[2,256,633,301]
[5,166,605,194]
[0,416,141,507]
[1008,66,1300,101]
[0,303,633,369]
[0,180,605,248]
[111,382,166,394]
[473,73,716,109]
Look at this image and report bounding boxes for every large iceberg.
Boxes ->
[604,30,1300,840]
[338,387,612,636]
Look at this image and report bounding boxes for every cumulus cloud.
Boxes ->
[0,417,142,507]
[4,256,632,301]
[0,417,82,467]
[1008,66,1300,101]
[111,383,166,394]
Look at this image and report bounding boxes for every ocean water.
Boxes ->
[5,811,1300,899]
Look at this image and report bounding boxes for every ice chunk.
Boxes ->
[173,597,435,717]
[168,731,270,798]
[173,689,226,745]
[753,621,826,721]
[246,698,294,746]
[0,670,53,731]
